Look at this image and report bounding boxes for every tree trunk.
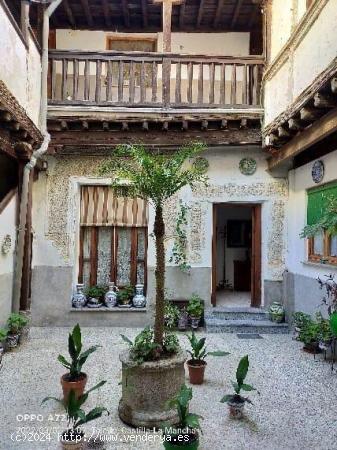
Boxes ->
[153,204,165,347]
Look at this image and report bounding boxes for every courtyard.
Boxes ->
[1,327,337,450]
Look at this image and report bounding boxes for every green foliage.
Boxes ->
[0,328,8,342]
[220,355,256,404]
[292,312,312,330]
[58,324,101,380]
[316,312,333,343]
[166,384,203,432]
[169,200,191,273]
[117,285,134,304]
[164,302,180,329]
[6,313,28,334]
[121,327,180,364]
[186,331,230,361]
[98,143,208,208]
[42,381,108,431]
[330,312,337,337]
[186,294,204,318]
[300,197,337,238]
[298,318,320,345]
[84,285,107,300]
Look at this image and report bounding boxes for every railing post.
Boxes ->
[162,56,171,107]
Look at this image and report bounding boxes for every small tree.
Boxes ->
[99,143,208,348]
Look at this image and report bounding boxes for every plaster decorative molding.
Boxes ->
[263,0,329,82]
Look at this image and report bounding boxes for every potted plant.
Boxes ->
[58,324,101,402]
[316,312,333,350]
[178,308,189,331]
[42,381,108,450]
[84,285,106,308]
[292,312,312,340]
[220,355,257,419]
[186,332,229,384]
[163,384,202,450]
[6,313,28,349]
[99,143,208,427]
[298,318,321,353]
[186,295,204,330]
[165,301,180,329]
[117,285,134,308]
[0,328,8,367]
[268,302,285,323]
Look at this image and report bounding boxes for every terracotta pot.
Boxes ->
[228,398,245,419]
[60,430,85,450]
[186,360,207,385]
[61,373,87,403]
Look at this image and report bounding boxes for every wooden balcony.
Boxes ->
[48,50,264,112]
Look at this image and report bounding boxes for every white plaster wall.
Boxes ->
[286,148,337,279]
[56,30,250,56]
[264,0,337,126]
[0,4,42,126]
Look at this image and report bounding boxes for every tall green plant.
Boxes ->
[99,143,208,348]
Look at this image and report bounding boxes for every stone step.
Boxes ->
[205,318,289,334]
[205,306,269,321]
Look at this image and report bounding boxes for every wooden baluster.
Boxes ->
[231,64,237,105]
[129,61,135,104]
[95,60,102,103]
[175,62,181,104]
[242,64,247,105]
[51,59,56,100]
[209,62,215,105]
[106,60,112,102]
[118,60,124,103]
[84,59,90,101]
[151,61,157,103]
[73,59,79,101]
[62,59,68,101]
[140,60,146,103]
[252,64,258,106]
[220,63,226,105]
[187,62,193,104]
[162,57,171,107]
[197,63,203,105]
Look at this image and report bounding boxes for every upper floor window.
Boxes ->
[307,182,337,265]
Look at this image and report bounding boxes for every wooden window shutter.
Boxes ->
[307,182,337,226]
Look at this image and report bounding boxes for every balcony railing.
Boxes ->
[48,50,264,109]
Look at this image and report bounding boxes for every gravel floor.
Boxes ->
[1,327,337,450]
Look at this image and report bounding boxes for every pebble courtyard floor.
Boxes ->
[1,327,337,450]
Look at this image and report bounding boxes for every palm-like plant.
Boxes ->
[99,143,208,348]
[220,355,256,405]
[186,331,230,362]
[165,384,202,433]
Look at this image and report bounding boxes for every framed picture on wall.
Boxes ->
[227,220,251,248]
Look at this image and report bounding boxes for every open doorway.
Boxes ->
[211,203,261,308]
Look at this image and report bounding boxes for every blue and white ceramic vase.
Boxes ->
[132,284,146,308]
[105,282,119,308]
[72,284,87,308]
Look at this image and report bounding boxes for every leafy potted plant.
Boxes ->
[186,295,204,330]
[42,381,108,450]
[163,384,202,450]
[6,313,28,349]
[178,308,189,331]
[99,143,208,427]
[292,311,312,340]
[165,301,180,329]
[186,332,229,384]
[84,285,106,308]
[298,318,321,353]
[117,285,134,308]
[58,324,101,402]
[316,312,333,350]
[220,355,256,419]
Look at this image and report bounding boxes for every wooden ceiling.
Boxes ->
[23,0,262,32]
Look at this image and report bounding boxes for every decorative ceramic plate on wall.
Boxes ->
[239,157,257,175]
[312,160,324,183]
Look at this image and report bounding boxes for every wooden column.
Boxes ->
[154,0,183,52]
[20,1,30,43]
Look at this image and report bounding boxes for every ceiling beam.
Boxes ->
[196,0,205,28]
[268,108,337,171]
[80,0,93,27]
[121,0,130,28]
[179,1,186,29]
[231,0,243,29]
[102,0,112,27]
[63,0,76,27]
[248,3,259,28]
[214,0,225,28]
[141,0,148,28]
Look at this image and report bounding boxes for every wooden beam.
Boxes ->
[300,106,322,122]
[81,0,93,27]
[288,118,304,131]
[141,0,148,28]
[20,1,30,43]
[179,1,185,29]
[268,108,337,170]
[121,0,130,28]
[231,0,243,29]
[278,125,291,139]
[196,0,205,28]
[102,0,112,28]
[331,78,337,94]
[214,0,225,28]
[63,0,76,27]
[314,92,336,109]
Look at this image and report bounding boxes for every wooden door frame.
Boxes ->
[211,202,262,308]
